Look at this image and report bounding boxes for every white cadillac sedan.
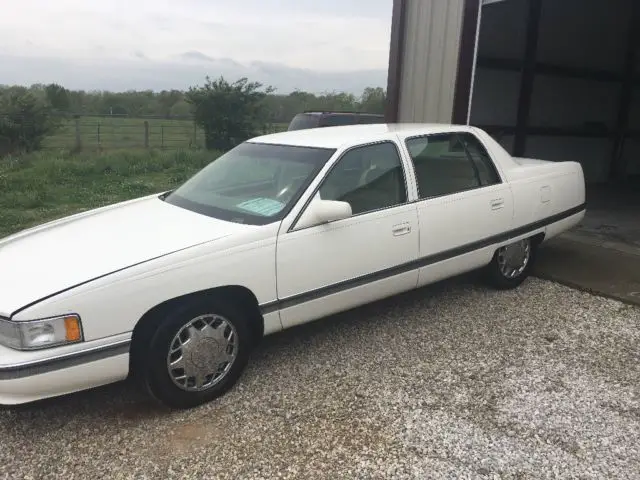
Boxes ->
[0,124,586,409]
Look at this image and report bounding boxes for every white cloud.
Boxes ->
[0,0,393,72]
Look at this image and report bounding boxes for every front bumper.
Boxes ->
[0,333,131,405]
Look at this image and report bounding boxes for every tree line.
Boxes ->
[0,78,386,155]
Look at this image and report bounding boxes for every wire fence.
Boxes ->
[1,114,288,153]
[47,115,201,151]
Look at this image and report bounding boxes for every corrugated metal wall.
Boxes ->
[398,0,466,123]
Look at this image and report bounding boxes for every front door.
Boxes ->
[275,140,420,329]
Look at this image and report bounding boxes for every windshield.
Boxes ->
[164,142,335,225]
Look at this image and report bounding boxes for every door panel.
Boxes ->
[415,184,514,286]
[401,132,515,287]
[417,183,514,257]
[276,204,420,328]
[276,140,420,329]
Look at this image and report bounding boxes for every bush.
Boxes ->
[186,76,274,151]
[0,86,60,155]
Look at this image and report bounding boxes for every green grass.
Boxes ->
[1,117,291,238]
[41,116,289,152]
[0,149,220,238]
[43,117,202,151]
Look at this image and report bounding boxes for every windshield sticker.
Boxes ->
[236,198,285,216]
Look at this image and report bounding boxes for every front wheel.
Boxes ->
[141,299,252,409]
[483,237,537,290]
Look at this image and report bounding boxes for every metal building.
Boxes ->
[386,0,640,185]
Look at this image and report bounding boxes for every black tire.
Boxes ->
[141,298,252,410]
[483,237,537,290]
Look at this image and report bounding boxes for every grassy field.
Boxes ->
[41,116,289,152]
[42,116,202,151]
[1,118,289,238]
[0,149,220,238]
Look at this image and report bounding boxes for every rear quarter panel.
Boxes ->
[469,128,586,241]
[506,159,586,237]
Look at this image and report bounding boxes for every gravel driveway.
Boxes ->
[0,277,638,479]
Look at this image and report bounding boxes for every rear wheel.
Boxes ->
[141,299,252,409]
[484,237,536,290]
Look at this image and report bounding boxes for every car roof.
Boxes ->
[249,123,476,149]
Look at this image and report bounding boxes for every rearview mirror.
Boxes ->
[295,198,352,230]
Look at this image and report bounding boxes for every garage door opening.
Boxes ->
[467,0,640,250]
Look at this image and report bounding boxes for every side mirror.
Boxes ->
[295,198,352,230]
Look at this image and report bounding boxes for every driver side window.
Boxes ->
[319,141,407,216]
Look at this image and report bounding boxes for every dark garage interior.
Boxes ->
[467,0,639,252]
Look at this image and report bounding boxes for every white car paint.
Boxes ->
[0,123,586,405]
[0,194,255,318]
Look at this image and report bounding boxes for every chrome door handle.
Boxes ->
[490,198,505,210]
[392,223,411,236]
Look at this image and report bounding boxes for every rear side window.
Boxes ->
[406,133,491,199]
[458,133,501,185]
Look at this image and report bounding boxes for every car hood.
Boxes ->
[0,194,250,317]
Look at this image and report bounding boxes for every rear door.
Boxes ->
[398,131,515,287]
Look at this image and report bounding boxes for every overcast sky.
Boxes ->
[0,0,393,93]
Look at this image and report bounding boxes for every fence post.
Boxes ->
[74,117,82,152]
[144,121,149,148]
[97,123,101,150]
[161,125,164,150]
[193,120,197,148]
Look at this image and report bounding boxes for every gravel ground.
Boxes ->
[0,277,638,480]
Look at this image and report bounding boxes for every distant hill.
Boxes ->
[0,53,388,94]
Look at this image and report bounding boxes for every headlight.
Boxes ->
[0,314,83,350]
